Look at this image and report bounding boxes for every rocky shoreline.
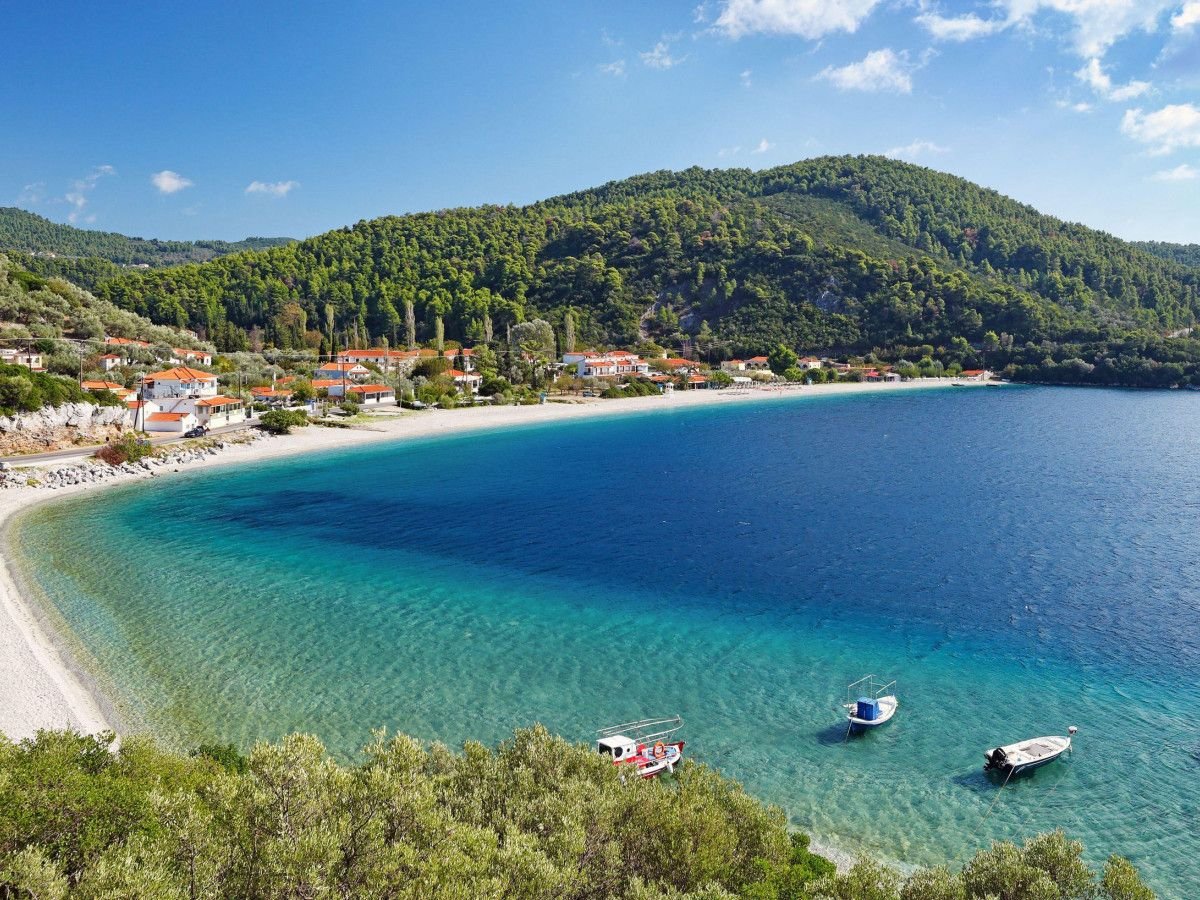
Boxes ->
[0,432,264,491]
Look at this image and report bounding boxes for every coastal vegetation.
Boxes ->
[257,408,310,434]
[17,155,1193,390]
[0,726,1154,899]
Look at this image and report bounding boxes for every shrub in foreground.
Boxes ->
[0,727,1155,899]
[92,433,155,467]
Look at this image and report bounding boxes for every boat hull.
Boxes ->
[846,695,898,729]
[984,735,1071,777]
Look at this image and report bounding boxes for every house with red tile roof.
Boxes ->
[194,395,247,428]
[145,410,197,434]
[315,362,371,382]
[445,369,483,393]
[140,366,219,401]
[744,356,771,371]
[347,384,397,405]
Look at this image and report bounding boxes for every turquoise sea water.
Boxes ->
[14,386,1200,895]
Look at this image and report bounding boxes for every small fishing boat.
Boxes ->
[844,675,898,730]
[596,716,685,778]
[984,726,1077,776]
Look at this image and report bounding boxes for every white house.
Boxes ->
[446,369,483,393]
[347,383,397,405]
[577,352,648,378]
[338,348,413,372]
[315,362,371,382]
[720,359,746,373]
[744,356,771,371]
[145,410,197,434]
[798,356,822,370]
[97,353,126,372]
[193,395,246,428]
[172,348,214,367]
[140,366,219,401]
[0,349,44,371]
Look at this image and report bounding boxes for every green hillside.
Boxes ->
[0,207,293,267]
[68,156,1200,386]
[1133,240,1200,268]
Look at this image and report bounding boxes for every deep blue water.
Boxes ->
[16,386,1200,895]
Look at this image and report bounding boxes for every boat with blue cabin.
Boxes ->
[844,675,898,730]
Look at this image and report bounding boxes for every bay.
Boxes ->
[16,386,1200,895]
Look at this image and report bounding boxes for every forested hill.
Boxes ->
[0,207,293,267]
[86,156,1200,385]
[1133,240,1200,269]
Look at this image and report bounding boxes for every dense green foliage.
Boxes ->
[0,254,200,351]
[73,157,1198,388]
[0,208,292,267]
[257,408,310,434]
[0,363,92,415]
[0,728,1154,899]
[1133,241,1200,269]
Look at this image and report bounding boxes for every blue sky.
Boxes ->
[3,1,1198,242]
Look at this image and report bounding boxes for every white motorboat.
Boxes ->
[844,675,898,729]
[984,726,1077,776]
[596,716,685,778]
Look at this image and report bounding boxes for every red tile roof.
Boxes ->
[148,412,189,421]
[348,384,394,394]
[143,366,216,382]
[194,395,242,407]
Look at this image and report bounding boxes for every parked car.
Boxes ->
[184,426,208,438]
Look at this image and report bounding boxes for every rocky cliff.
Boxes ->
[0,403,130,455]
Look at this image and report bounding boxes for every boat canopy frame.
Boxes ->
[845,675,896,706]
[597,716,683,745]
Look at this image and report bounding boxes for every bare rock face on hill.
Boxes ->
[0,403,129,455]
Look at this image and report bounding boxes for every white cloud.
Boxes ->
[599,59,626,76]
[245,180,300,198]
[718,145,742,157]
[16,182,45,205]
[997,0,1176,58]
[817,48,914,93]
[885,139,950,159]
[64,165,115,222]
[1153,162,1199,180]
[753,138,774,153]
[641,41,685,69]
[1121,103,1200,154]
[714,0,881,39]
[740,68,753,87]
[915,12,1005,41]
[1172,1,1200,29]
[151,170,193,194]
[1055,99,1095,111]
[1075,57,1151,100]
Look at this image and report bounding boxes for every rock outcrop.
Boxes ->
[0,435,261,490]
[0,403,131,455]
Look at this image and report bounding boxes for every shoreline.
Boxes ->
[0,378,987,738]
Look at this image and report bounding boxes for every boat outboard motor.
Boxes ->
[986,747,1007,770]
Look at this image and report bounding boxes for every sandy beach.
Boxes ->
[0,378,990,744]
